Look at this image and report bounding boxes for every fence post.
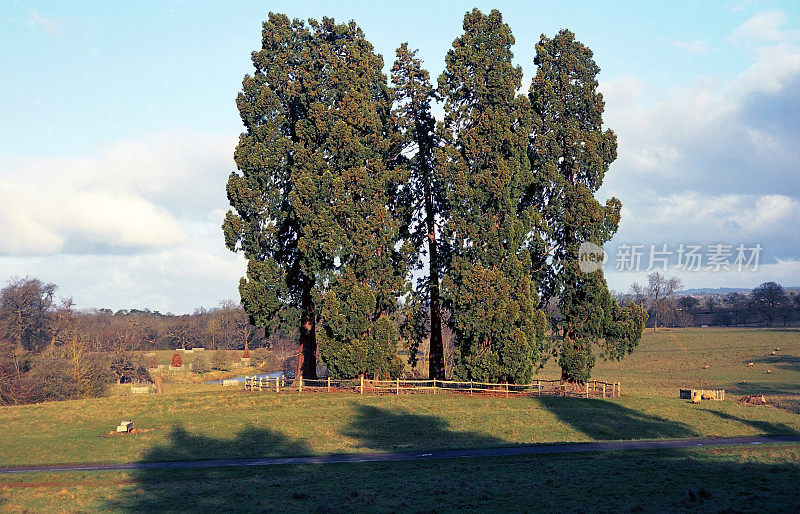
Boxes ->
[585,382,589,398]
[602,383,606,398]
[433,377,436,395]
[360,375,364,395]
[505,382,508,399]
[327,376,331,393]
[537,380,541,398]
[396,378,400,395]
[298,374,303,393]
[470,381,473,396]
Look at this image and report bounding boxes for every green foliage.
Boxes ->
[318,271,403,379]
[528,29,643,382]
[438,9,546,383]
[225,13,408,379]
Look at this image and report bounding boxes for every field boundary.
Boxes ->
[243,376,621,398]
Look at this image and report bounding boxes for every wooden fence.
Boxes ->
[244,376,621,398]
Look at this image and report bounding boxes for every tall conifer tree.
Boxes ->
[391,44,446,380]
[224,13,406,380]
[438,9,546,383]
[527,30,646,382]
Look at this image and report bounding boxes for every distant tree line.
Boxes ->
[0,276,284,405]
[619,276,799,329]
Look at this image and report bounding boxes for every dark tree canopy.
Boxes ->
[438,9,546,383]
[528,29,645,382]
[751,281,789,327]
[0,277,56,353]
[224,13,408,379]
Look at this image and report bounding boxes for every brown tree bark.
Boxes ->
[295,285,317,379]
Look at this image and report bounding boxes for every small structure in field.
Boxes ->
[747,362,754,367]
[680,388,725,401]
[116,420,134,433]
[766,369,772,374]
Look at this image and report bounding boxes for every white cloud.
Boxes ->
[0,132,237,256]
[0,130,245,312]
[596,11,800,291]
[599,11,800,200]
[729,10,789,44]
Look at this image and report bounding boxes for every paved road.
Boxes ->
[1,435,798,475]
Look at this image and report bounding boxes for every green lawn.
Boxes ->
[0,327,798,512]
[1,444,797,513]
[0,390,798,467]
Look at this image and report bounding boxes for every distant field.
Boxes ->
[539,327,800,402]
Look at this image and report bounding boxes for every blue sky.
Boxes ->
[1,1,798,312]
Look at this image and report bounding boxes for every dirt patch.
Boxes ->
[739,395,771,406]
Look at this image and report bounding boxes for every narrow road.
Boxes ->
[1,435,797,475]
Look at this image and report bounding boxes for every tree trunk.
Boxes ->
[419,122,445,381]
[296,284,317,380]
[426,203,445,381]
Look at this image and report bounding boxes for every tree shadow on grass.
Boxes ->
[538,398,698,440]
[749,355,800,372]
[342,404,507,452]
[701,408,800,436]
[98,405,800,513]
[105,425,313,513]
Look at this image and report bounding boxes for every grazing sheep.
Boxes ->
[747,362,754,367]
[766,369,772,374]
[703,364,709,369]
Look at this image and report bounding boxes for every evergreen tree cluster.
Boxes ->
[224,9,646,383]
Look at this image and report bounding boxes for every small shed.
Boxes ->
[680,389,725,401]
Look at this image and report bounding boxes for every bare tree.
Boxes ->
[629,272,682,332]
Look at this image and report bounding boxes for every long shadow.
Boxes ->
[750,355,800,372]
[538,398,698,440]
[342,404,507,451]
[701,408,800,436]
[106,425,313,512]
[725,381,800,399]
[95,405,800,512]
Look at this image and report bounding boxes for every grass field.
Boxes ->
[1,444,797,512]
[0,327,798,512]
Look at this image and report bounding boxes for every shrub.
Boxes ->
[211,350,229,370]
[193,353,209,373]
[171,353,182,368]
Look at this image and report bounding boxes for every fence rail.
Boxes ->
[243,376,621,398]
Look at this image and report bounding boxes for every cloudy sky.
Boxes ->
[1,1,798,313]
